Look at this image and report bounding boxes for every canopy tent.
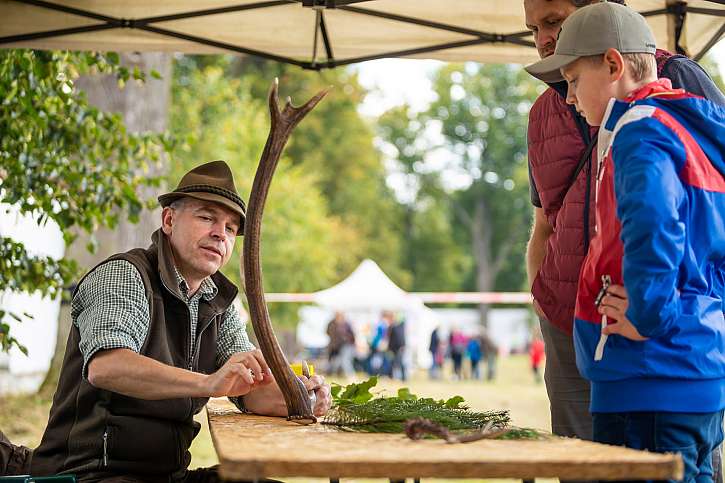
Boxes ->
[306,259,437,368]
[1,0,724,69]
[313,258,418,311]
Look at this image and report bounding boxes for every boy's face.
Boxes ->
[561,56,617,127]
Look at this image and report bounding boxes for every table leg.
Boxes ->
[329,479,339,483]
[523,479,535,483]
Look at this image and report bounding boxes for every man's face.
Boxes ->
[161,198,240,283]
[561,58,616,126]
[524,0,578,59]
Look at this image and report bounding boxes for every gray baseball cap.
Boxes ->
[525,1,657,83]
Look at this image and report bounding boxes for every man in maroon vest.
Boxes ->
[524,0,725,456]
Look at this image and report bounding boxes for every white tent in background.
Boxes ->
[299,259,437,370]
[313,259,416,311]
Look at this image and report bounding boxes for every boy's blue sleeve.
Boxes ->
[611,117,687,338]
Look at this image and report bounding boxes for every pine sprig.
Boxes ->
[323,397,510,433]
[323,377,544,440]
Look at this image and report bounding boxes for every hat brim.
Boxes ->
[158,191,245,235]
[525,53,580,84]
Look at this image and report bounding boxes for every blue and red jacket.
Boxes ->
[574,79,725,413]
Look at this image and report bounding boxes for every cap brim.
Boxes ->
[525,53,580,83]
[158,191,245,235]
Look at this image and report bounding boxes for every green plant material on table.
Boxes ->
[324,377,543,440]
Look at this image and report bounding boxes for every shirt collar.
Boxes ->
[622,78,683,103]
[597,79,682,164]
[173,266,218,301]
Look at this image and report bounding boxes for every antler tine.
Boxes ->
[268,78,281,124]
[282,87,331,118]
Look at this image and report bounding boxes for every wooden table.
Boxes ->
[207,399,682,481]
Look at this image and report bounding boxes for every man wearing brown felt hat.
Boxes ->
[4,160,332,482]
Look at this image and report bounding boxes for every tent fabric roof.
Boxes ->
[313,258,416,311]
[1,0,723,69]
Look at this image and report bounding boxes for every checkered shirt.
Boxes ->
[72,259,255,379]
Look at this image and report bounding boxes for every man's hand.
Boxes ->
[300,374,332,417]
[242,373,333,417]
[598,284,648,341]
[205,350,273,397]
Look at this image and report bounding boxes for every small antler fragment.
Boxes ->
[405,417,511,443]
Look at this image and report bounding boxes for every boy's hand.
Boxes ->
[598,284,648,341]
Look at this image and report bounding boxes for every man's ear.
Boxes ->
[604,48,625,81]
[161,206,174,235]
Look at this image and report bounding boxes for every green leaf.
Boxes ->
[444,395,465,409]
[396,387,417,401]
[106,52,120,65]
[336,376,378,404]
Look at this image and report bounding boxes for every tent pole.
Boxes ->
[695,23,725,61]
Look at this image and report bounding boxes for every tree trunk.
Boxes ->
[38,53,172,396]
[472,198,493,327]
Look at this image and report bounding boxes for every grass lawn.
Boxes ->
[1,354,551,482]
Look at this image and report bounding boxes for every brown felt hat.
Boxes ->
[158,160,246,235]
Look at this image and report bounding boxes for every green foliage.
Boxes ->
[191,57,407,281]
[378,105,472,292]
[324,377,541,439]
[331,376,379,404]
[0,49,170,354]
[170,56,409,325]
[699,55,725,93]
[429,64,540,291]
[379,63,542,295]
[171,56,384,327]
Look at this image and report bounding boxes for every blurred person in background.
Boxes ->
[387,315,407,381]
[367,310,393,376]
[449,326,467,380]
[530,332,545,384]
[467,335,482,379]
[428,326,442,379]
[326,311,356,378]
[480,329,498,381]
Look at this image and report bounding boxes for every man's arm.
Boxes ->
[526,207,553,314]
[88,347,270,400]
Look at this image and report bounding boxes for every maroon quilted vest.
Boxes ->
[529,49,677,334]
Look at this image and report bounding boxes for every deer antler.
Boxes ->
[243,78,328,424]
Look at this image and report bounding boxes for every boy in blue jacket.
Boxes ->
[526,3,725,482]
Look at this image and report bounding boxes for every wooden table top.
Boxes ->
[207,398,682,481]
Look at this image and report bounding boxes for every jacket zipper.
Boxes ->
[593,274,612,361]
[159,278,193,371]
[187,305,193,370]
[102,429,109,467]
